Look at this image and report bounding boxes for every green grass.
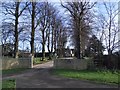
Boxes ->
[2,79,16,89]
[52,69,120,85]
[33,57,50,65]
[2,68,29,75]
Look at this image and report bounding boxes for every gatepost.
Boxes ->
[29,54,33,68]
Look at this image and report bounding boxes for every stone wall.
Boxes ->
[1,57,33,70]
[54,58,88,70]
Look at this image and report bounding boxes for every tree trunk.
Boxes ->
[14,2,19,58]
[51,26,54,53]
[42,29,45,61]
[59,28,63,58]
[49,26,54,60]
[75,18,81,59]
[54,29,57,54]
[47,28,51,60]
[30,2,35,58]
[76,37,81,59]
[42,41,45,61]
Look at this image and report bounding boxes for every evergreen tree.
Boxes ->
[85,35,105,57]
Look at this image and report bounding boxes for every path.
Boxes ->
[3,61,119,88]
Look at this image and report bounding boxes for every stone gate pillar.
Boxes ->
[29,54,33,68]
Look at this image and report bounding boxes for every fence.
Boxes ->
[1,57,33,70]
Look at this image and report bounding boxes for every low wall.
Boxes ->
[54,58,88,70]
[1,57,33,70]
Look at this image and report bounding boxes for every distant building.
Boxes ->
[18,50,30,58]
[56,47,75,57]
[2,43,14,57]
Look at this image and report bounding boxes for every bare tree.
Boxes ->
[61,0,96,59]
[1,22,14,56]
[46,4,56,59]
[26,1,42,58]
[91,2,120,69]
[57,19,68,57]
[96,2,119,55]
[46,4,63,59]
[34,2,52,61]
[2,1,30,58]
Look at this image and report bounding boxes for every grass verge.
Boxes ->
[52,69,120,85]
[2,68,29,75]
[2,79,16,89]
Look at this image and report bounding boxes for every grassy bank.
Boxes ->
[2,79,16,89]
[2,68,29,75]
[52,69,120,85]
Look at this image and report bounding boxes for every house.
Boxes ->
[2,43,14,57]
[56,47,75,57]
